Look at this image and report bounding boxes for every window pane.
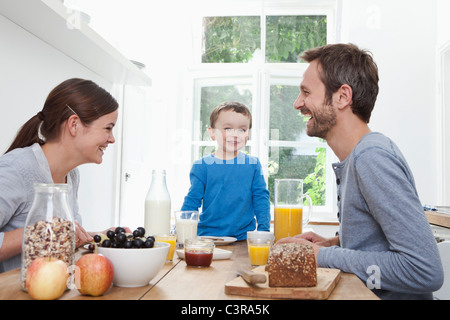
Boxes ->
[266,16,327,63]
[198,85,253,141]
[268,146,326,206]
[269,85,304,141]
[202,16,261,63]
[269,84,321,143]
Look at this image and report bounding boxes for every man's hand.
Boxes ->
[294,231,340,247]
[275,232,339,266]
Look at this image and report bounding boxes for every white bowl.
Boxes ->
[97,242,170,287]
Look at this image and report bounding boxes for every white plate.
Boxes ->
[198,236,237,245]
[176,248,232,260]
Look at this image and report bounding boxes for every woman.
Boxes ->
[0,78,121,273]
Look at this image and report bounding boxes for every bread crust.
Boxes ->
[265,242,317,287]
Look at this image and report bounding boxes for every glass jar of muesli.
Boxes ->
[21,183,75,291]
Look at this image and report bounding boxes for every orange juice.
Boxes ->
[274,206,303,242]
[248,244,271,266]
[155,235,177,261]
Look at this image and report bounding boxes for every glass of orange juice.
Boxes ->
[247,231,275,266]
[155,233,177,261]
[274,179,312,242]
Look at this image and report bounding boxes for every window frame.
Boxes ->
[186,2,338,222]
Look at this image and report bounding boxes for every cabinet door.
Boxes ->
[119,85,153,228]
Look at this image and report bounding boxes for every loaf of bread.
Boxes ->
[265,242,317,287]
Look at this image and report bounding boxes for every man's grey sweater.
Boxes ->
[317,132,443,299]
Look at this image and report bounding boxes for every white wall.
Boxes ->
[437,0,450,48]
[437,0,450,205]
[0,14,120,232]
[340,0,439,204]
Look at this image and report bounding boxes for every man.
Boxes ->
[279,43,443,299]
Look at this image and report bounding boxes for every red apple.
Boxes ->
[26,257,69,300]
[75,253,114,296]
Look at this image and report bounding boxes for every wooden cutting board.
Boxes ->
[225,266,341,300]
[425,210,450,228]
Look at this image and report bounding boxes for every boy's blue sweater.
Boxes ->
[181,152,270,240]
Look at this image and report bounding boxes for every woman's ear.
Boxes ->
[67,115,79,136]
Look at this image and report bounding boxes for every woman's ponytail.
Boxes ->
[4,113,45,154]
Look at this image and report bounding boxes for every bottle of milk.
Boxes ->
[145,170,171,236]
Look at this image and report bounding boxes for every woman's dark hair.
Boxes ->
[301,43,379,123]
[5,78,118,154]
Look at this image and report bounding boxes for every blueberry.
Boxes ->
[93,235,101,243]
[133,238,144,248]
[123,240,133,249]
[106,230,115,239]
[133,229,141,238]
[115,227,125,234]
[111,242,121,248]
[102,239,111,247]
[115,233,126,243]
[144,238,154,248]
[137,227,146,237]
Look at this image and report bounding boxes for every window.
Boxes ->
[202,16,261,63]
[189,4,337,221]
[266,16,327,63]
[201,15,328,64]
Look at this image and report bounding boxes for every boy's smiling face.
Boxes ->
[208,110,251,159]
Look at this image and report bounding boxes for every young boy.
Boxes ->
[181,101,270,240]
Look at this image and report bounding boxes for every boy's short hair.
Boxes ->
[209,101,252,129]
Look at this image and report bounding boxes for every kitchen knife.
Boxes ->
[237,269,267,284]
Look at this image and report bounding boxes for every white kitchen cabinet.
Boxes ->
[0,0,151,87]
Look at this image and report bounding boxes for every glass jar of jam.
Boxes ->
[184,238,214,268]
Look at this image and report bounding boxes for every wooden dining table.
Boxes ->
[0,240,378,301]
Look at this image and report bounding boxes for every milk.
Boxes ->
[176,219,198,244]
[144,199,171,236]
[144,170,171,236]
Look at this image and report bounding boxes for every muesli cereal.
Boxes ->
[21,217,75,289]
